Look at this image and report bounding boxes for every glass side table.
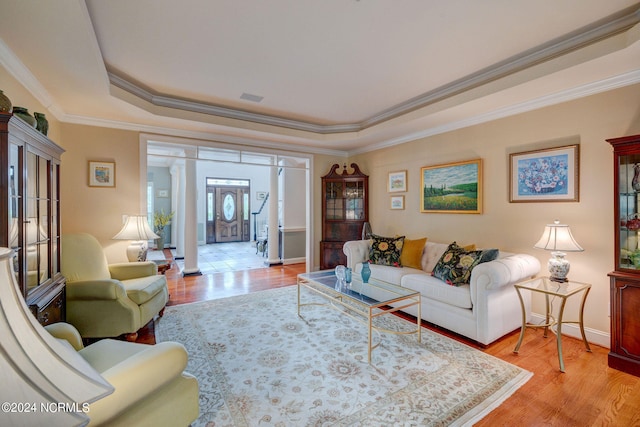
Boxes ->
[513,276,592,372]
[152,259,172,275]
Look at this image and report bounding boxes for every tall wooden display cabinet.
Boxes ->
[0,113,65,326]
[607,133,640,377]
[320,163,368,269]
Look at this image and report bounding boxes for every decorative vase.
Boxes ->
[361,262,371,283]
[155,230,165,250]
[34,112,48,135]
[12,107,37,128]
[0,90,12,113]
[633,163,640,192]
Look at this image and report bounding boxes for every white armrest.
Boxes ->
[86,342,189,425]
[44,322,85,351]
[471,254,541,291]
[343,240,371,270]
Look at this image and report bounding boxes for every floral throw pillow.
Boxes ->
[368,234,405,267]
[431,242,499,286]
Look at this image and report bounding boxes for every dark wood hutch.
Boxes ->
[0,113,65,326]
[607,133,640,377]
[320,163,368,269]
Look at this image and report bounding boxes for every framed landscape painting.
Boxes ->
[388,170,407,192]
[509,144,579,202]
[421,159,482,214]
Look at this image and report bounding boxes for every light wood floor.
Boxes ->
[138,253,640,426]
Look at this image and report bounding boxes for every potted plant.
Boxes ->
[153,209,174,250]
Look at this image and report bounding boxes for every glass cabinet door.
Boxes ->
[325,181,344,219]
[618,153,640,270]
[25,151,51,291]
[345,181,364,220]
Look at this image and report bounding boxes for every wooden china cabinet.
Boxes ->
[607,133,640,377]
[320,163,368,269]
[0,113,66,326]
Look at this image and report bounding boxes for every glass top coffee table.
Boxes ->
[297,269,421,363]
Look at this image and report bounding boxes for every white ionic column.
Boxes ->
[170,163,185,258]
[182,158,201,276]
[266,165,281,265]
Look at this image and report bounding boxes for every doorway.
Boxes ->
[206,178,250,243]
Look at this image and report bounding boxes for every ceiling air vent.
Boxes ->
[240,92,264,103]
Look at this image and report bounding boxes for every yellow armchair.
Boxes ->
[61,233,169,340]
[45,322,199,426]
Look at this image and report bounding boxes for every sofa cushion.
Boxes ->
[399,237,427,269]
[421,242,449,272]
[432,242,499,286]
[401,274,473,309]
[368,234,405,267]
[122,275,167,305]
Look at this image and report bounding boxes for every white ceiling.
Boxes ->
[1,1,639,155]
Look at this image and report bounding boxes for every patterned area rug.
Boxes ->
[156,286,531,426]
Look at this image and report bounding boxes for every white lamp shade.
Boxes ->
[0,247,113,426]
[534,220,584,252]
[112,215,159,240]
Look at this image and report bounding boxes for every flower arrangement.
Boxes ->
[153,209,174,235]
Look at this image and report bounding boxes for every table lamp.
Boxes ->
[0,247,113,426]
[534,220,583,282]
[112,215,159,262]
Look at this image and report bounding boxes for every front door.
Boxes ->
[206,183,250,243]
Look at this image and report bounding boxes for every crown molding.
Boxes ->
[350,69,640,155]
[61,112,349,157]
[0,38,59,117]
[109,4,640,135]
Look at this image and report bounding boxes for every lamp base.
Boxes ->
[548,251,570,282]
[126,241,149,262]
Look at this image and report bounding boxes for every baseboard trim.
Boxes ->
[530,312,610,349]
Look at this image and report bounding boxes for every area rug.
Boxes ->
[156,286,531,426]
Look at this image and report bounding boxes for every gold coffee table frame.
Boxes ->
[297,270,421,364]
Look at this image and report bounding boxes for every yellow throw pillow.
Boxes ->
[400,237,427,269]
[462,243,476,251]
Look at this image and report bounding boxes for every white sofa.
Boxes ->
[343,239,541,345]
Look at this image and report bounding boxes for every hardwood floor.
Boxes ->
[138,252,640,426]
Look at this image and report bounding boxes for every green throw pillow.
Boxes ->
[368,234,405,267]
[431,242,499,286]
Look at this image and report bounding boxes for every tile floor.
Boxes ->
[148,241,269,274]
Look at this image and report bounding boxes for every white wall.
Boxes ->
[350,83,640,346]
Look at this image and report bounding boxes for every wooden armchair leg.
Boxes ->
[124,332,138,342]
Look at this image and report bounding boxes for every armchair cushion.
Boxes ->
[61,233,111,281]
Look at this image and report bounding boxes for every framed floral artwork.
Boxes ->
[509,144,579,202]
[88,161,116,187]
[390,195,404,210]
[421,159,482,214]
[388,170,407,192]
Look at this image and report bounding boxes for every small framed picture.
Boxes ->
[256,191,267,200]
[509,144,579,202]
[88,161,116,187]
[390,195,405,210]
[388,170,407,192]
